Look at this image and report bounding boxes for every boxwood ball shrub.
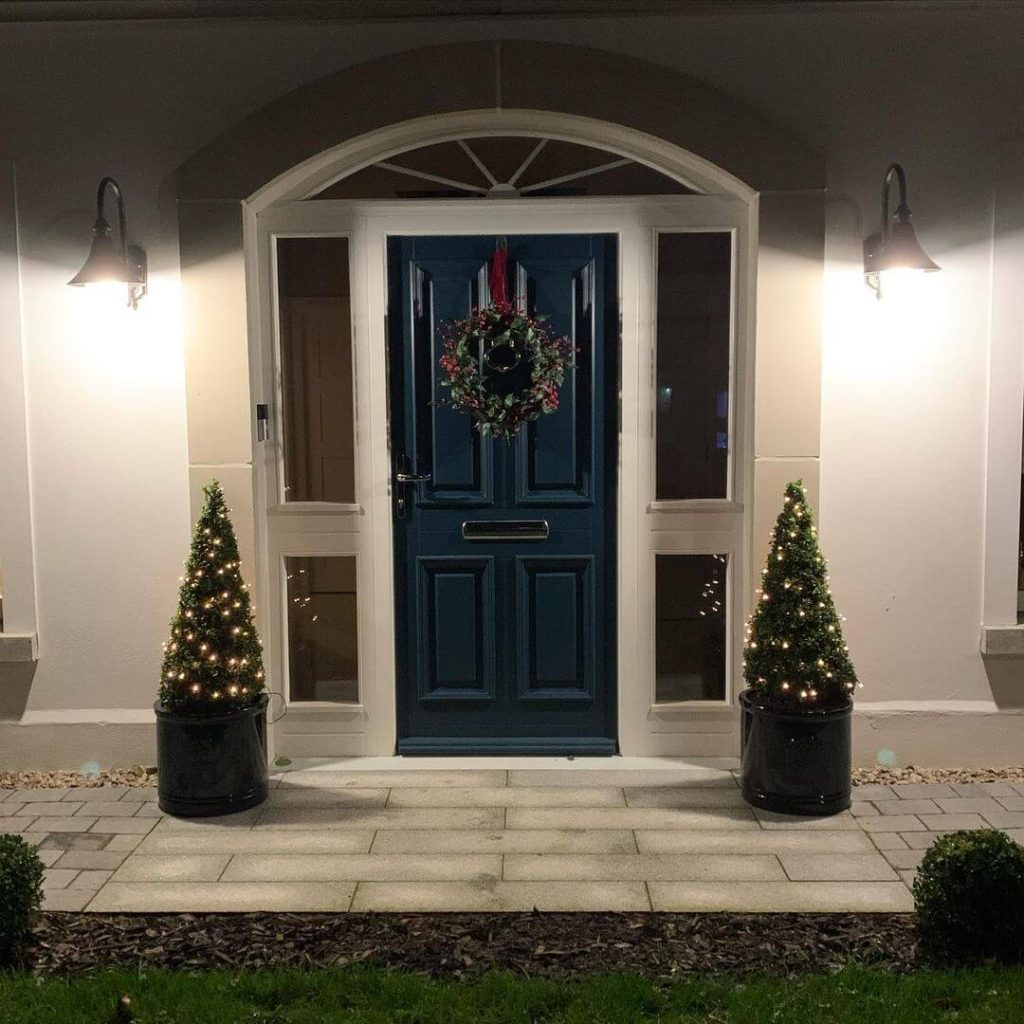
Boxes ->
[0,835,44,963]
[913,829,1024,963]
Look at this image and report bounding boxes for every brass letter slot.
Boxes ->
[462,519,550,542]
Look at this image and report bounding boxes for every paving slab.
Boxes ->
[53,849,131,870]
[850,802,879,817]
[980,810,1024,828]
[918,814,989,831]
[881,849,926,870]
[43,869,80,889]
[868,832,909,850]
[850,784,896,801]
[154,809,261,831]
[503,853,785,881]
[648,881,914,912]
[778,853,898,882]
[72,870,114,892]
[876,799,940,816]
[31,816,98,833]
[88,882,357,912]
[69,787,131,802]
[105,834,146,851]
[901,832,954,849]
[387,786,625,808]
[635,829,874,854]
[996,797,1024,812]
[16,801,83,817]
[350,880,651,912]
[951,782,1018,798]
[753,810,861,830]
[860,815,926,833]
[9,789,70,802]
[510,769,735,788]
[622,787,748,808]
[111,855,230,882]
[890,783,956,799]
[276,770,507,790]
[42,889,95,912]
[38,832,111,850]
[263,788,388,808]
[257,807,505,830]
[223,853,502,882]
[506,807,758,831]
[370,828,638,855]
[89,817,158,835]
[934,797,1004,816]
[137,831,375,855]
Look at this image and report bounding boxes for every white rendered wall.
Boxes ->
[0,8,1021,764]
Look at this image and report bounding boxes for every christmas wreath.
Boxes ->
[438,246,573,441]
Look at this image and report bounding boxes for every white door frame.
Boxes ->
[242,114,756,759]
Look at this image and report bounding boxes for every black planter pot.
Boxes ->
[155,694,269,817]
[739,689,852,816]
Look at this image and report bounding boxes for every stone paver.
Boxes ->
[506,807,758,830]
[503,853,785,881]
[111,855,231,882]
[89,882,357,912]
[371,829,637,854]
[778,853,897,882]
[54,849,130,870]
[622,787,748,808]
[224,853,502,882]
[875,799,940,816]
[388,786,625,808]
[648,881,913,912]
[350,880,651,912]
[6,769,1024,913]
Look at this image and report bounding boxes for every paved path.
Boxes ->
[4,760,1023,912]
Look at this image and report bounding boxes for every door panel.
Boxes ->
[389,234,617,754]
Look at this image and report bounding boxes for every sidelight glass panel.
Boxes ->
[285,555,358,703]
[655,553,727,702]
[276,237,355,503]
[655,232,732,500]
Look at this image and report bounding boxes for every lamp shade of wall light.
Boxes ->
[68,176,147,309]
[863,163,940,298]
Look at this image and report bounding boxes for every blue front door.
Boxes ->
[388,234,617,754]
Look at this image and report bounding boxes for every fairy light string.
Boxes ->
[743,480,859,709]
[159,481,266,711]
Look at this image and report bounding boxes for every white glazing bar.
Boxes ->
[375,162,488,194]
[519,158,633,194]
[457,140,499,187]
[508,139,548,187]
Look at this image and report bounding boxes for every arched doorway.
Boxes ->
[245,110,753,758]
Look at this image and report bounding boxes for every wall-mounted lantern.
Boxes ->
[863,163,940,299]
[68,177,147,309]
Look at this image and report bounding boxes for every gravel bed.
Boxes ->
[0,767,156,789]
[22,912,917,978]
[5,765,1024,791]
[853,766,1024,785]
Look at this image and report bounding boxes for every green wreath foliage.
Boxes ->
[438,301,573,441]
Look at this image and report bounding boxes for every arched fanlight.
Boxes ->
[68,177,147,309]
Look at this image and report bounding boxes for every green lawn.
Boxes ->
[3,967,1024,1023]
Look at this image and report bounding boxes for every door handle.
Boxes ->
[395,472,432,484]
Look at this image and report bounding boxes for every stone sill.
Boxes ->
[0,631,38,663]
[981,624,1024,656]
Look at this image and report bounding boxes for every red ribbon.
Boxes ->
[489,243,508,306]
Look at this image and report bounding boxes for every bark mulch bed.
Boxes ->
[852,765,1024,785]
[23,912,917,979]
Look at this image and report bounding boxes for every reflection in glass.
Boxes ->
[655,554,727,702]
[276,237,355,502]
[656,232,732,500]
[286,556,358,702]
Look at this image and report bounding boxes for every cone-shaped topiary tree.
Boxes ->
[159,481,265,712]
[744,480,858,710]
